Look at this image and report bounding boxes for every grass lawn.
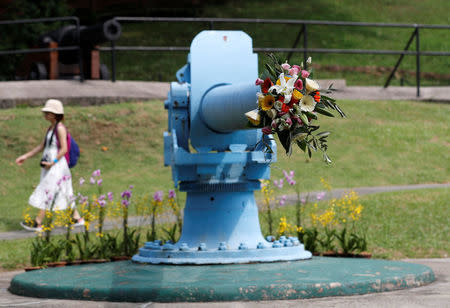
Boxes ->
[0,99,449,232]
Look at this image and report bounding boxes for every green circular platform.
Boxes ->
[9,257,435,302]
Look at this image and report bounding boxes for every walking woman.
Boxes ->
[15,99,84,231]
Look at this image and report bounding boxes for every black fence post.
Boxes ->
[286,26,304,62]
[111,40,116,82]
[416,27,420,97]
[76,18,84,82]
[303,24,308,68]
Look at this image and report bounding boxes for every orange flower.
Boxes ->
[101,146,108,152]
[313,91,321,103]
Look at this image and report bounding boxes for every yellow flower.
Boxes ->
[276,75,291,86]
[293,89,303,101]
[258,94,275,111]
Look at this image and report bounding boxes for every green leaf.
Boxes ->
[296,139,307,152]
[316,131,331,138]
[277,130,292,155]
[315,107,335,117]
[299,113,309,125]
[265,63,277,80]
[305,111,318,120]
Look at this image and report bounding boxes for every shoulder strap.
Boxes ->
[48,121,61,148]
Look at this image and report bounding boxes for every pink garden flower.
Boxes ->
[90,177,96,185]
[262,126,272,135]
[153,191,164,202]
[294,79,303,91]
[107,192,114,202]
[92,169,101,177]
[281,63,291,70]
[316,191,326,200]
[79,177,85,186]
[255,78,264,86]
[168,189,176,199]
[97,179,103,186]
[273,179,284,189]
[301,70,310,78]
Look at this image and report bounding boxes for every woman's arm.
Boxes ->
[54,124,68,162]
[15,141,44,165]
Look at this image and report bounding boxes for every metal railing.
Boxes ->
[1,17,448,96]
[102,17,450,97]
[0,16,84,81]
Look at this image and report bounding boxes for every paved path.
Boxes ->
[0,80,449,109]
[0,258,448,307]
[1,182,448,241]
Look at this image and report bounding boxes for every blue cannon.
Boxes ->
[132,31,312,264]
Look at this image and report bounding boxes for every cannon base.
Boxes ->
[132,244,312,265]
[133,188,312,264]
[9,258,435,302]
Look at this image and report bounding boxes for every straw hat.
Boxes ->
[41,99,64,114]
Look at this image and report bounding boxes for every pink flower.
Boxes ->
[261,126,272,135]
[129,185,134,190]
[62,175,71,181]
[283,170,296,186]
[107,192,114,202]
[90,177,96,185]
[79,177,85,186]
[271,120,278,129]
[285,117,292,126]
[168,190,176,199]
[301,198,306,204]
[97,179,103,186]
[92,169,101,177]
[121,199,130,207]
[289,65,301,76]
[255,78,264,86]
[278,195,287,206]
[301,70,310,78]
[294,79,303,91]
[273,179,284,189]
[316,191,326,200]
[153,190,164,202]
[121,190,132,200]
[281,63,291,70]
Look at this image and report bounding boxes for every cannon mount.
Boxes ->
[132,31,311,264]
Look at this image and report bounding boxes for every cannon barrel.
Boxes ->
[40,19,121,47]
[201,83,259,133]
[79,19,122,47]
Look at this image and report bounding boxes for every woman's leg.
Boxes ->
[35,209,45,226]
[72,209,81,220]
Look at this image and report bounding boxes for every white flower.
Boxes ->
[306,57,312,64]
[299,95,317,112]
[305,78,320,93]
[245,109,260,126]
[268,73,298,104]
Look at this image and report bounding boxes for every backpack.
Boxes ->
[48,123,80,168]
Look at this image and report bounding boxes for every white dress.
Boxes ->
[28,128,75,211]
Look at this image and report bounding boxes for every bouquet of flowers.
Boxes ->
[246,54,345,162]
